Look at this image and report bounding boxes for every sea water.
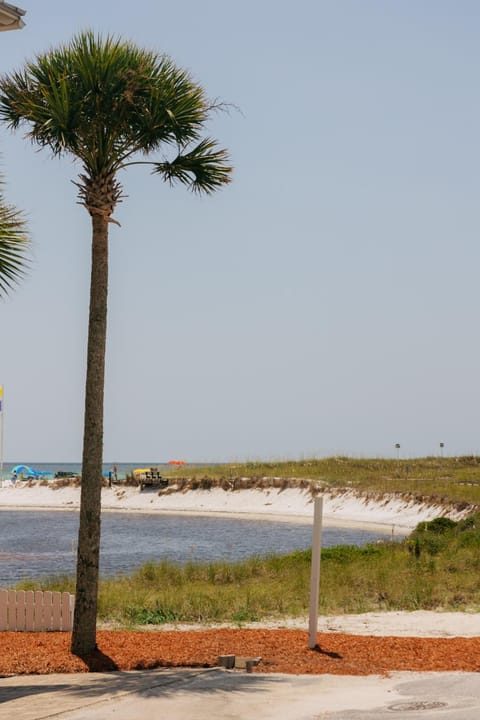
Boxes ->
[1,461,155,482]
[0,510,396,587]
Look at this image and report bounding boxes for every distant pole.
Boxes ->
[439,442,444,458]
[395,443,400,460]
[308,496,323,649]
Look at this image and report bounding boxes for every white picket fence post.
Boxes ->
[0,590,75,631]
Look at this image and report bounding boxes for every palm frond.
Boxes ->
[152,139,232,194]
[0,188,29,297]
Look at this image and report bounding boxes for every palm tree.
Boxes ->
[0,176,28,297]
[0,31,232,655]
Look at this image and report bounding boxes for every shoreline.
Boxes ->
[0,483,473,533]
[0,502,403,533]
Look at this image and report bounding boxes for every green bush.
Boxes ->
[414,517,457,534]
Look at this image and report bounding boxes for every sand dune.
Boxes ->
[0,482,471,532]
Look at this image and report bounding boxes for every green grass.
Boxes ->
[18,512,480,626]
[154,455,480,508]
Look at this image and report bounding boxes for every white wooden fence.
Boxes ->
[0,590,75,631]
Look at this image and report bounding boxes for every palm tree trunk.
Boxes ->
[71,212,109,656]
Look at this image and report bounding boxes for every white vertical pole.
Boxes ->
[308,495,323,649]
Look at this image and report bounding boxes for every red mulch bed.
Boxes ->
[0,630,480,675]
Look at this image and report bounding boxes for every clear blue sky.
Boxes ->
[1,0,479,463]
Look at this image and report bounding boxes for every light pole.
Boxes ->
[395,443,400,460]
[439,442,444,458]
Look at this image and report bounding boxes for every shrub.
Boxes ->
[414,517,457,535]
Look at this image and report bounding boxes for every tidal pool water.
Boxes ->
[0,510,396,586]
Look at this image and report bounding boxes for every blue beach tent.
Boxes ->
[11,465,52,479]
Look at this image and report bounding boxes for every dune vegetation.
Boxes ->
[154,455,480,509]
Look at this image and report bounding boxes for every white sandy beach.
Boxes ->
[154,610,480,638]
[0,482,472,532]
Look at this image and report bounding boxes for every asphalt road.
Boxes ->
[1,668,480,720]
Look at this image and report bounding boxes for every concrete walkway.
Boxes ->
[1,668,480,719]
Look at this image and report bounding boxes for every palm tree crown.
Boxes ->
[0,30,232,219]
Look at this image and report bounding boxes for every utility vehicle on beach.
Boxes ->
[133,467,168,491]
